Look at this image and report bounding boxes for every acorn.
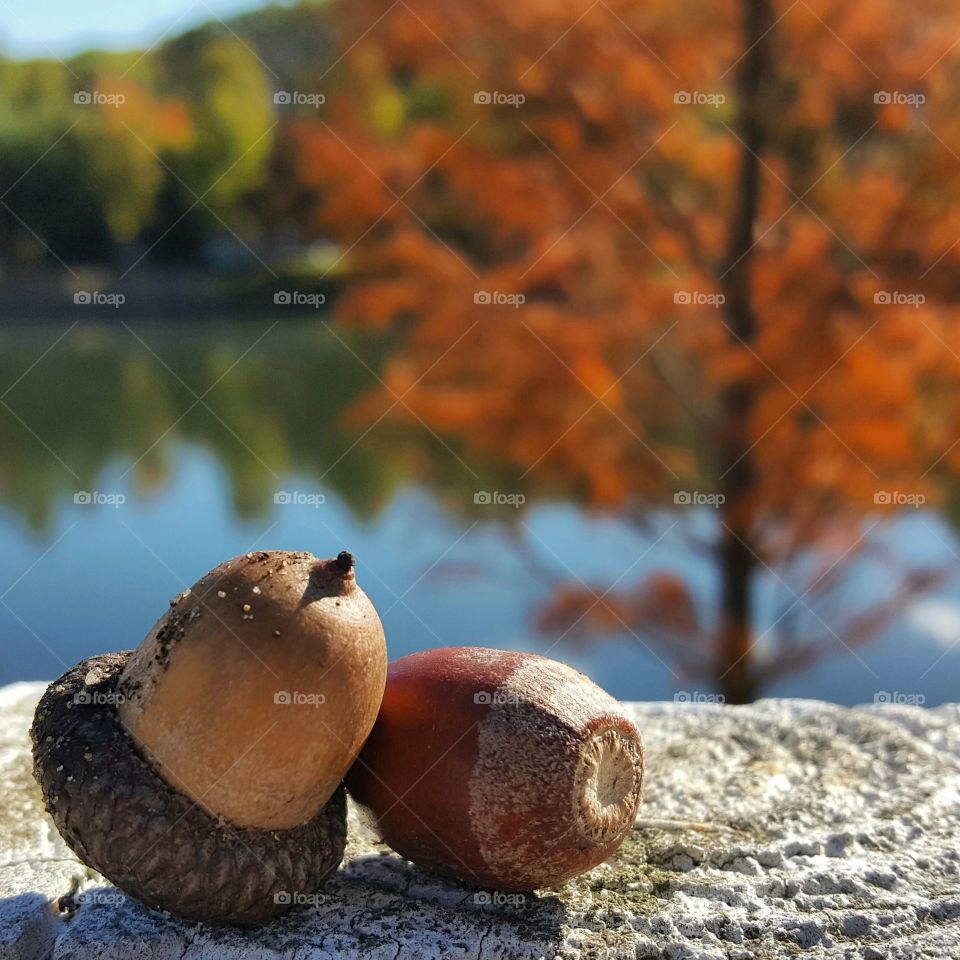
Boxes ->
[345,647,644,891]
[31,550,387,925]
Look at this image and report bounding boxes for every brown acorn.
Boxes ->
[117,549,386,829]
[31,550,387,925]
[345,647,644,891]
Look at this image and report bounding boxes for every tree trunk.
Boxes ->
[716,0,773,704]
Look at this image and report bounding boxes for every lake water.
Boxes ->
[1,319,958,704]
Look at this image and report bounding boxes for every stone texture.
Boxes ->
[1,681,958,959]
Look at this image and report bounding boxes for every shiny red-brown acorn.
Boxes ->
[345,647,644,891]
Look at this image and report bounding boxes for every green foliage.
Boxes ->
[0,4,332,267]
[157,28,273,214]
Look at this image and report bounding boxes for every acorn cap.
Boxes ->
[32,653,347,926]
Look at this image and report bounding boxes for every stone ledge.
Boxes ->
[1,682,958,959]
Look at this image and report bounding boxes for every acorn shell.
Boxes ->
[345,647,644,891]
[117,550,387,830]
[31,652,347,926]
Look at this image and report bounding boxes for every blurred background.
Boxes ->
[1,0,959,705]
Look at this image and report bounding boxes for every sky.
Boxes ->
[0,0,275,59]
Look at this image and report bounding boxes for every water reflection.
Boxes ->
[0,320,452,529]
[1,321,958,704]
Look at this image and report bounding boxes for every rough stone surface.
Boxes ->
[1,681,958,959]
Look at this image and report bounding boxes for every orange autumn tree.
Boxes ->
[290,0,960,700]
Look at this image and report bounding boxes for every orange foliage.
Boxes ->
[98,74,194,150]
[292,0,960,516]
[286,0,960,694]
